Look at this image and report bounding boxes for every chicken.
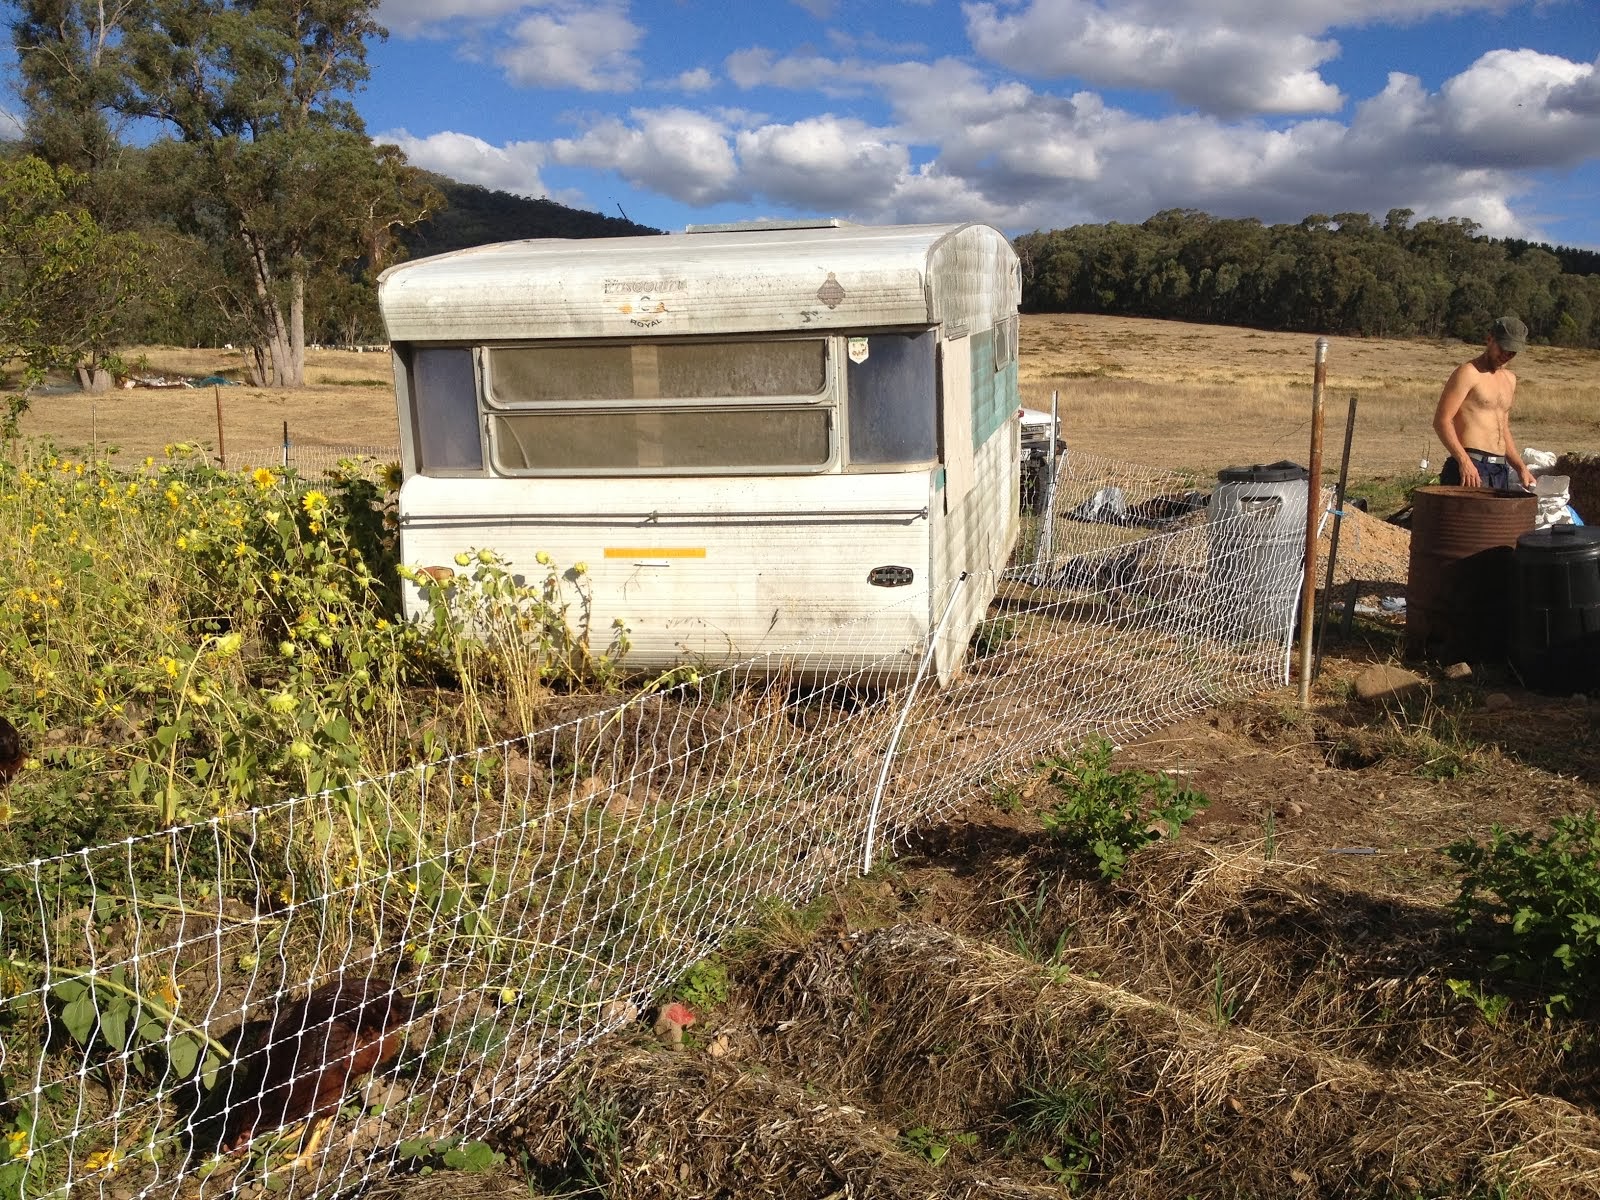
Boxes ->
[201,971,429,1166]
[0,716,22,785]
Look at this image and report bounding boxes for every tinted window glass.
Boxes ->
[491,408,831,472]
[846,331,937,465]
[411,347,482,472]
[488,339,826,404]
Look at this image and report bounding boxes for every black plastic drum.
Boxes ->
[1512,524,1600,694]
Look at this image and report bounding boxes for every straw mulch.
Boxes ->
[504,1036,1065,1199]
[740,917,1600,1199]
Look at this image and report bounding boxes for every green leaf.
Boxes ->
[168,1034,200,1079]
[99,997,131,1049]
[61,992,98,1045]
[50,979,87,1003]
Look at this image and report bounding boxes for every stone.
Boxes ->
[1442,661,1473,681]
[1353,664,1425,702]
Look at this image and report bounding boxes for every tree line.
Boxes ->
[1015,209,1600,348]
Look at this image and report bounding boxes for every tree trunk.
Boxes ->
[287,259,306,387]
[241,225,300,388]
[75,365,113,393]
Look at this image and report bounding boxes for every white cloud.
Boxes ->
[1351,51,1600,170]
[964,0,1341,115]
[710,43,1599,237]
[737,116,910,212]
[672,67,716,93]
[961,0,1528,116]
[1550,54,1600,116]
[495,3,644,91]
[376,0,528,38]
[375,127,551,196]
[382,21,1599,244]
[551,108,740,204]
[790,0,836,17]
[0,105,24,140]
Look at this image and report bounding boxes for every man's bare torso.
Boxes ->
[1445,359,1517,453]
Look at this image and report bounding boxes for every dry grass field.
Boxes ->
[1022,314,1600,479]
[20,315,1599,486]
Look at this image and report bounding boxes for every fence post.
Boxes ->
[1298,338,1328,708]
[281,420,289,469]
[862,572,969,873]
[215,386,226,469]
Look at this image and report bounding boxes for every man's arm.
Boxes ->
[1433,364,1481,487]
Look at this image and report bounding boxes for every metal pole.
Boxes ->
[862,572,969,873]
[214,385,226,469]
[1314,395,1358,679]
[281,419,289,469]
[1037,389,1059,572]
[1298,339,1328,708]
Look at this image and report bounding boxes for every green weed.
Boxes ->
[1447,810,1600,1009]
[899,1125,977,1167]
[1039,739,1209,880]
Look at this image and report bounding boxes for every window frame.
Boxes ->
[403,343,487,477]
[478,332,841,478]
[840,325,941,473]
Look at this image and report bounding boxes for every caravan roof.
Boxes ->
[378,221,1018,342]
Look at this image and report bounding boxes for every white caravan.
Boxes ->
[377,219,1023,683]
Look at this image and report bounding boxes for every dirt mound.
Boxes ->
[1318,504,1410,586]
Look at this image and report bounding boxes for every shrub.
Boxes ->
[1446,810,1600,1007]
[1040,738,1208,880]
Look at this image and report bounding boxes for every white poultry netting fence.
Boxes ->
[0,451,1325,1199]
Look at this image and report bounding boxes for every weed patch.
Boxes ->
[1038,738,1208,879]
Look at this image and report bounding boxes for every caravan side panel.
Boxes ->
[401,473,936,679]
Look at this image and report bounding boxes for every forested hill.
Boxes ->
[1015,209,1600,349]
[401,174,661,257]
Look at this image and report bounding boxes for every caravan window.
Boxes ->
[845,330,937,465]
[484,339,826,405]
[481,335,834,474]
[410,347,483,473]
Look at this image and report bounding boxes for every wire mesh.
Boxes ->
[0,451,1322,1198]
[223,445,401,477]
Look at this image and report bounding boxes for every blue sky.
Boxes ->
[6,1,1599,245]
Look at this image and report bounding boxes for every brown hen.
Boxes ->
[216,971,428,1164]
[0,716,22,785]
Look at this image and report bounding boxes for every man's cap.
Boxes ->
[1490,314,1527,353]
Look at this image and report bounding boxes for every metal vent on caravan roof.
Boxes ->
[683,217,857,234]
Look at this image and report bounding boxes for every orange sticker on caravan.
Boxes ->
[602,547,707,559]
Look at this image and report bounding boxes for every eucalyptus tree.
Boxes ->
[0,155,151,423]
[11,0,437,385]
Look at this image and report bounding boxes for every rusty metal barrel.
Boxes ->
[1405,485,1537,662]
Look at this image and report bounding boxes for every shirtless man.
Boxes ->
[1432,315,1536,490]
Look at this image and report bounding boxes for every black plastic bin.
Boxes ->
[1512,524,1600,694]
